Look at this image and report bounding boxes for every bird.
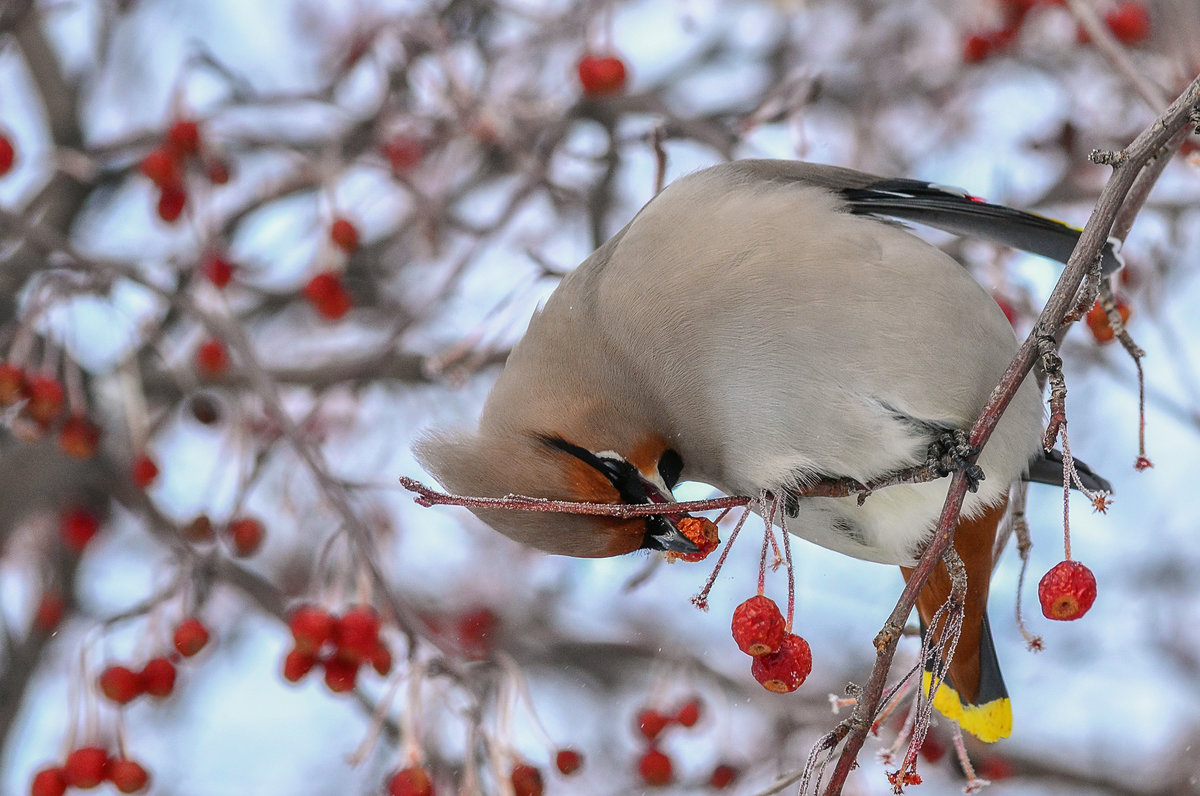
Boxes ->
[416,160,1118,743]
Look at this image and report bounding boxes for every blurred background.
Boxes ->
[1,0,1199,794]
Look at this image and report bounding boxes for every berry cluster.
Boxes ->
[31,749,149,795]
[632,697,715,787]
[0,366,102,459]
[282,604,393,693]
[962,0,1152,64]
[731,595,812,693]
[98,657,177,704]
[137,117,231,223]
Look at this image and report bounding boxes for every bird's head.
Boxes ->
[414,427,696,558]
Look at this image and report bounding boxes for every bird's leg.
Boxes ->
[925,429,984,493]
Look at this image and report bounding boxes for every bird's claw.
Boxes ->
[926,430,984,493]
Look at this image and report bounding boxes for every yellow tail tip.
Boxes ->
[920,671,1012,743]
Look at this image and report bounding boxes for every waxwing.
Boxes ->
[417,160,1118,742]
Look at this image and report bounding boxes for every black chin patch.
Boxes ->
[658,448,683,489]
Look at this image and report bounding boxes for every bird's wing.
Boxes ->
[1026,448,1114,493]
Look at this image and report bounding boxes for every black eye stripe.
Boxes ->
[539,436,647,503]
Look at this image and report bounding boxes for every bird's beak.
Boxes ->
[643,514,701,554]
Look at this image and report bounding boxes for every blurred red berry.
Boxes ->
[1038,560,1097,620]
[205,158,231,184]
[330,217,360,253]
[33,591,65,633]
[140,657,177,698]
[456,607,498,658]
[751,632,812,693]
[60,507,101,553]
[108,758,150,793]
[370,641,393,676]
[1105,1,1150,44]
[674,698,701,727]
[962,33,992,63]
[282,647,317,683]
[0,133,14,176]
[173,617,210,657]
[303,271,353,320]
[99,665,144,705]
[184,513,216,542]
[335,605,382,663]
[636,708,670,741]
[64,747,110,789]
[732,595,786,656]
[201,252,235,287]
[980,754,1015,780]
[165,119,201,157]
[994,295,1018,326]
[323,657,358,693]
[710,763,739,789]
[139,147,181,187]
[387,766,434,796]
[0,363,24,406]
[131,453,159,488]
[510,763,543,796]
[156,183,187,222]
[59,415,101,459]
[919,732,946,763]
[25,375,65,426]
[383,135,424,175]
[227,517,264,557]
[555,748,583,776]
[577,54,627,96]
[195,338,229,377]
[30,767,67,796]
[637,747,672,787]
[289,605,335,654]
[1085,299,1131,344]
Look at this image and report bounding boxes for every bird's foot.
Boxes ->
[926,430,984,493]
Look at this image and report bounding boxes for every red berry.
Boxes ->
[637,747,672,787]
[140,657,177,698]
[979,754,1015,781]
[577,54,627,97]
[636,708,670,741]
[99,665,144,704]
[303,271,352,320]
[1085,299,1131,344]
[1105,2,1150,44]
[510,763,543,796]
[383,135,424,175]
[315,288,352,320]
[674,697,701,728]
[709,763,739,789]
[195,338,228,377]
[555,749,583,776]
[994,295,1018,326]
[173,617,210,657]
[0,134,14,176]
[732,595,786,656]
[330,217,360,253]
[919,732,946,764]
[201,252,235,288]
[64,747,110,789]
[61,507,101,553]
[30,767,67,796]
[131,453,159,488]
[282,647,317,682]
[1038,560,1097,620]
[165,119,201,157]
[751,632,812,693]
[183,513,216,542]
[387,766,434,796]
[370,641,393,676]
[156,183,187,222]
[322,657,359,693]
[58,415,101,459]
[227,517,264,557]
[668,516,719,562]
[289,605,335,653]
[456,607,498,659]
[205,158,231,184]
[138,147,181,187]
[962,33,992,63]
[0,362,24,406]
[108,758,150,793]
[25,375,65,426]
[335,605,381,663]
[33,592,65,633]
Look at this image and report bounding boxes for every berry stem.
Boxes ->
[779,500,796,631]
[691,505,753,610]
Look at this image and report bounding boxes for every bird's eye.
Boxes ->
[658,449,683,489]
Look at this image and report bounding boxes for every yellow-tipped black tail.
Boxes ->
[921,612,1011,743]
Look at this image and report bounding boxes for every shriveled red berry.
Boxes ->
[156,183,187,222]
[1038,560,1097,620]
[667,516,719,562]
[335,605,381,663]
[226,517,264,557]
[330,217,360,253]
[33,592,65,633]
[674,697,701,727]
[710,763,739,789]
[577,54,627,97]
[173,617,210,657]
[195,338,228,377]
[201,252,235,288]
[370,641,393,676]
[64,747,110,789]
[99,665,144,704]
[0,134,14,176]
[1105,1,1150,44]
[139,147,181,187]
[1085,300,1131,344]
[25,375,65,425]
[30,766,67,796]
[322,657,359,693]
[387,766,434,796]
[282,647,317,683]
[637,747,672,787]
[510,763,543,796]
[636,708,670,741]
[61,507,101,553]
[108,758,150,793]
[732,595,786,656]
[555,748,583,776]
[165,119,201,157]
[131,453,159,488]
[59,415,101,459]
[289,605,335,654]
[0,363,25,406]
[140,657,177,698]
[456,607,498,658]
[751,632,812,693]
